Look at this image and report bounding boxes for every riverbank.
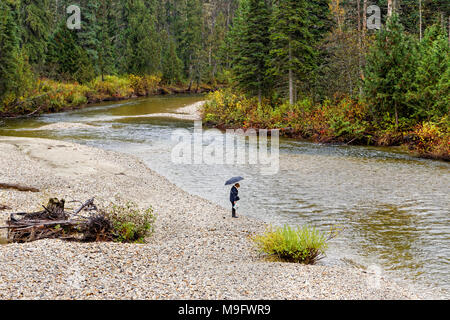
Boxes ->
[0,76,217,118]
[0,136,445,299]
[202,90,449,162]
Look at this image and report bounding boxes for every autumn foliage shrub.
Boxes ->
[0,75,162,117]
[41,79,91,109]
[129,74,161,96]
[410,117,449,160]
[202,89,370,143]
[90,76,134,100]
[203,89,254,127]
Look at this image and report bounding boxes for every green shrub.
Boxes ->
[252,225,338,265]
[102,201,156,243]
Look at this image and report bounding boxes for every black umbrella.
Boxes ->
[225,176,244,186]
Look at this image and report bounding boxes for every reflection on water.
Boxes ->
[0,95,449,296]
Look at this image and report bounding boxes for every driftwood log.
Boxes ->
[0,183,40,192]
[1,198,111,243]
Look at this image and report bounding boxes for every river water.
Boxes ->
[1,95,449,296]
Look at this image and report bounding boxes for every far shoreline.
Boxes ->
[1,93,447,164]
[0,82,214,119]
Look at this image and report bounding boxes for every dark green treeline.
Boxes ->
[0,0,239,93]
[0,0,448,107]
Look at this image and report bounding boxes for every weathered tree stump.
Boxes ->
[18,198,67,221]
[43,198,67,220]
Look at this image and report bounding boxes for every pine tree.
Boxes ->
[47,24,95,83]
[300,0,331,100]
[161,30,183,84]
[0,0,20,101]
[178,0,204,90]
[97,0,118,80]
[363,14,419,128]
[269,0,317,104]
[213,12,231,80]
[20,0,52,72]
[408,24,449,120]
[230,0,271,102]
[0,0,34,106]
[308,0,331,40]
[119,0,160,75]
[77,0,101,75]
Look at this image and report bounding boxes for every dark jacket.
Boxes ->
[230,186,240,203]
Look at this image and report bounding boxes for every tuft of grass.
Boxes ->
[252,224,339,265]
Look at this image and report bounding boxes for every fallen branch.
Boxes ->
[345,137,358,145]
[0,183,40,192]
[74,197,96,215]
[0,219,83,229]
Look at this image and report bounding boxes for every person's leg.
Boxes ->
[231,203,237,218]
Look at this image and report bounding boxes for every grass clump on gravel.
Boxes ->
[252,225,338,265]
[102,201,156,243]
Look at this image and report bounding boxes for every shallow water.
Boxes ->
[1,95,449,296]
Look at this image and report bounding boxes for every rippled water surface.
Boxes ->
[1,95,449,295]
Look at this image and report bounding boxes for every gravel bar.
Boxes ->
[0,136,444,300]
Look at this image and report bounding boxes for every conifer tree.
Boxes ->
[0,0,34,105]
[161,30,183,84]
[0,0,20,101]
[178,0,204,90]
[269,0,316,104]
[97,0,118,79]
[47,24,95,83]
[230,0,271,102]
[363,14,418,128]
[222,0,248,73]
[20,0,52,72]
[119,0,160,75]
[78,0,101,75]
[408,24,449,120]
[212,12,229,81]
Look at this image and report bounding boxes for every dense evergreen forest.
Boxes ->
[0,0,242,85]
[0,0,241,113]
[0,0,449,159]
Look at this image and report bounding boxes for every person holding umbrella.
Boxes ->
[225,177,243,218]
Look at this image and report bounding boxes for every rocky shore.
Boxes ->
[0,136,444,299]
